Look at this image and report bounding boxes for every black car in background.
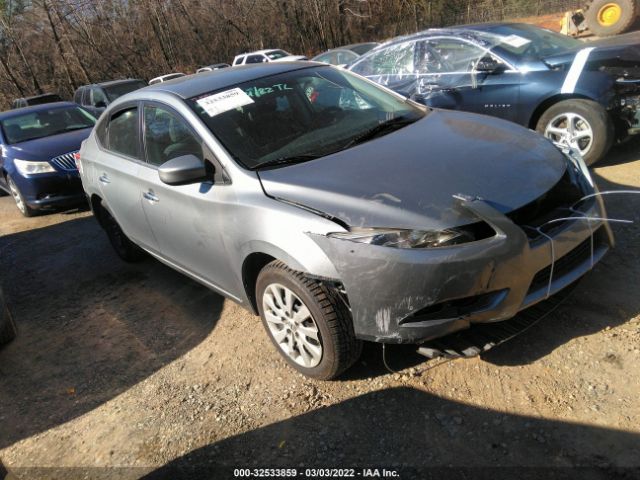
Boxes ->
[11,93,63,109]
[73,79,146,117]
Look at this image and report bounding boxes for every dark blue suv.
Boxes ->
[349,23,640,165]
[0,102,96,216]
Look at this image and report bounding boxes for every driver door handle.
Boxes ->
[98,174,110,184]
[143,190,159,204]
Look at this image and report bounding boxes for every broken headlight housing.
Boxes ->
[328,226,481,249]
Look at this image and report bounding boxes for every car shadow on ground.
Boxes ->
[0,216,224,449]
[134,387,638,479]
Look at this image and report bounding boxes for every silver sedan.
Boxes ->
[79,63,611,379]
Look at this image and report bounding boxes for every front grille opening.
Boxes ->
[50,152,78,172]
[401,289,508,324]
[506,170,592,241]
[528,227,606,294]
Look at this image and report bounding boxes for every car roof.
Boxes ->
[0,101,78,120]
[19,93,61,101]
[81,78,145,89]
[236,49,286,56]
[373,22,528,48]
[339,42,378,50]
[143,62,316,99]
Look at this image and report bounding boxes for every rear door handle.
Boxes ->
[143,190,159,203]
[98,174,110,184]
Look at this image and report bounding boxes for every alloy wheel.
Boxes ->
[544,112,594,157]
[8,178,26,214]
[262,283,322,368]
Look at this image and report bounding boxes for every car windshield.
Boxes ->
[484,24,583,58]
[266,50,290,60]
[188,66,425,169]
[104,81,146,101]
[1,106,96,144]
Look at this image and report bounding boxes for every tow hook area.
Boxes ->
[416,281,578,360]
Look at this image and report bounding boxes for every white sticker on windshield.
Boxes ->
[196,88,254,117]
[501,34,531,48]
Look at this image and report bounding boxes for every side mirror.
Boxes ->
[158,154,209,186]
[474,57,505,74]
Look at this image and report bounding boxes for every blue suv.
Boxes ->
[0,102,96,216]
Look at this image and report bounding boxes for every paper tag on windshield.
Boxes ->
[196,88,254,117]
[502,34,531,48]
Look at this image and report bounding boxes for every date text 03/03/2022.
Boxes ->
[233,467,400,477]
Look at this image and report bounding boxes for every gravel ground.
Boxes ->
[0,140,639,479]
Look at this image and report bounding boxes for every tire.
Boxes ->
[256,261,362,380]
[585,0,637,37]
[536,99,613,166]
[0,298,17,345]
[100,203,146,262]
[7,175,36,217]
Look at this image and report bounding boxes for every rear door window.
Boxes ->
[107,107,140,159]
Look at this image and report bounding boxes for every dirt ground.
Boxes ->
[1,139,640,479]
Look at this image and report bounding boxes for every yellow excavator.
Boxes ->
[561,0,637,37]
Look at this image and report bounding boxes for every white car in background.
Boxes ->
[149,73,186,85]
[232,49,306,66]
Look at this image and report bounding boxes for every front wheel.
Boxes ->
[7,175,35,217]
[536,99,613,166]
[256,261,362,380]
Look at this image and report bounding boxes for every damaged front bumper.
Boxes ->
[309,186,612,344]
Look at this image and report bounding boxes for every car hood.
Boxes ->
[543,41,640,72]
[257,109,567,230]
[7,127,93,161]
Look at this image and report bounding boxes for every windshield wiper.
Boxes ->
[342,116,416,150]
[254,153,323,170]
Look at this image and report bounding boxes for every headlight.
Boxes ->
[13,159,56,175]
[327,227,477,249]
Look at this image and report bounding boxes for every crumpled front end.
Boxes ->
[308,160,613,344]
[612,78,640,136]
[584,43,640,137]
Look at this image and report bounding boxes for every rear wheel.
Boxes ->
[536,99,613,166]
[585,0,637,37]
[101,204,146,262]
[7,175,35,217]
[256,261,362,380]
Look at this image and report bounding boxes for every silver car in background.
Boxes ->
[79,63,611,379]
